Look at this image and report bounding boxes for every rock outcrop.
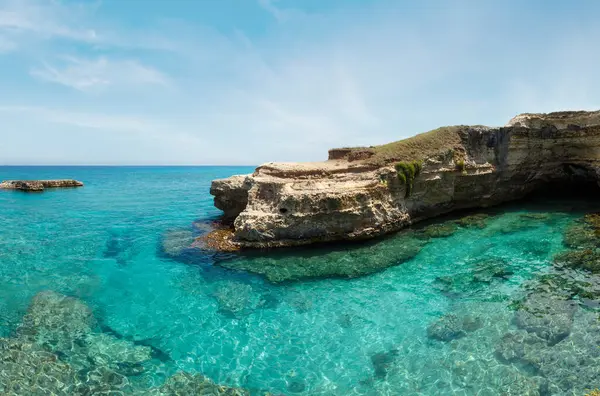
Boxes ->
[210,110,600,249]
[0,179,83,191]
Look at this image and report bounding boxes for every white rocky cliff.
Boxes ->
[209,110,600,249]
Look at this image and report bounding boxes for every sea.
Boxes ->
[0,166,598,395]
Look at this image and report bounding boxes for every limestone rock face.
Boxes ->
[210,175,251,222]
[210,110,600,248]
[0,179,83,191]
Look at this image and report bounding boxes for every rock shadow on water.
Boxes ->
[370,348,399,379]
[103,229,138,267]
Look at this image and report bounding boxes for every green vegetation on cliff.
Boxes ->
[340,125,466,166]
[395,160,422,197]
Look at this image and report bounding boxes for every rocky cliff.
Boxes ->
[0,179,84,191]
[209,110,600,249]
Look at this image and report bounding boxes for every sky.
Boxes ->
[1,0,599,165]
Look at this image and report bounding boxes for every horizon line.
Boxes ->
[0,164,258,167]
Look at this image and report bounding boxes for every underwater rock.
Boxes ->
[194,227,239,252]
[563,221,596,249]
[455,213,490,229]
[371,349,399,379]
[151,372,250,395]
[18,291,96,350]
[520,271,600,303]
[419,222,458,238]
[516,238,552,257]
[219,232,427,283]
[0,179,83,192]
[496,310,600,395]
[16,291,155,379]
[537,313,600,394]
[2,293,258,395]
[513,292,577,345]
[0,337,79,395]
[433,256,513,299]
[288,293,313,314]
[554,248,600,273]
[81,333,152,375]
[426,313,483,342]
[497,218,542,234]
[563,213,600,249]
[495,330,547,364]
[472,257,513,283]
[212,281,259,317]
[0,337,134,395]
[287,380,306,393]
[337,313,354,329]
[518,212,552,221]
[160,229,195,257]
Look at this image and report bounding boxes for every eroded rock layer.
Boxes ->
[210,110,600,248]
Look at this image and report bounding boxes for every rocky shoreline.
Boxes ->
[209,110,600,249]
[0,179,84,192]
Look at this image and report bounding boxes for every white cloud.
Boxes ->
[0,0,99,43]
[0,0,184,54]
[30,56,171,92]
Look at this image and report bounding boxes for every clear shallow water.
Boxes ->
[1,166,599,395]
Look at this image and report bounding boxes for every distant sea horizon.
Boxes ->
[0,164,258,167]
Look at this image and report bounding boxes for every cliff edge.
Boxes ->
[209,110,600,249]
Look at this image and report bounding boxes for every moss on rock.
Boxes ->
[395,161,422,197]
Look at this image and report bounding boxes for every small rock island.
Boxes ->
[209,110,600,250]
[0,179,84,192]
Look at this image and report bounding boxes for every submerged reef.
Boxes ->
[433,256,515,300]
[0,290,256,395]
[0,180,83,192]
[209,110,600,249]
[218,230,427,283]
[426,313,483,342]
[160,229,196,258]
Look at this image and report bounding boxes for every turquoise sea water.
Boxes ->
[1,166,600,395]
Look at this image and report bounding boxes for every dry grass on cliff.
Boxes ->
[355,126,465,166]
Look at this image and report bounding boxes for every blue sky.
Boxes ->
[1,0,599,165]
